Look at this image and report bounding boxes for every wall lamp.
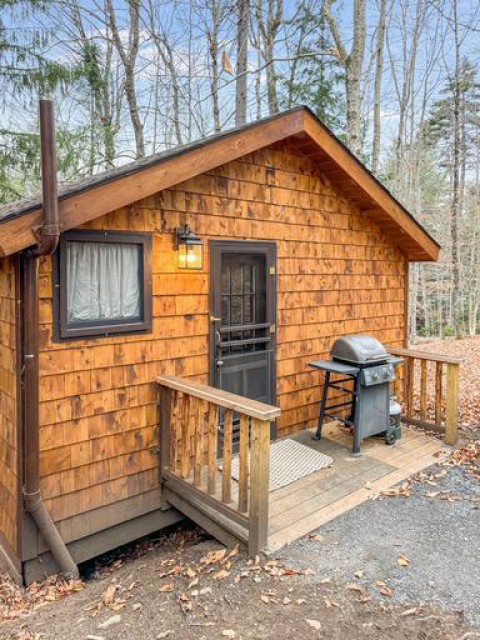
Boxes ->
[175,224,203,270]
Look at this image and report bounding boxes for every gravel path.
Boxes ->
[277,464,480,627]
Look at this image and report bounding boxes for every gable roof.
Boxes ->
[0,106,439,261]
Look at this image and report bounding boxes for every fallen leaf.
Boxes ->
[324,597,338,608]
[354,570,364,579]
[306,619,321,631]
[397,554,410,567]
[159,583,175,593]
[98,614,122,629]
[309,534,323,541]
[260,595,270,604]
[282,597,291,605]
[346,583,363,592]
[222,631,236,638]
[400,607,418,617]
[213,569,230,580]
[201,549,226,565]
[156,632,174,639]
[102,584,116,606]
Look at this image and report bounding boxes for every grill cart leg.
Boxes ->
[352,378,361,455]
[313,371,330,441]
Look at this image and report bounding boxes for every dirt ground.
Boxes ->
[1,442,479,640]
[0,524,475,640]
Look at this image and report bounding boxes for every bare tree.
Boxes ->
[105,0,145,158]
[323,0,366,156]
[371,0,387,174]
[450,0,462,335]
[235,0,250,125]
[255,0,283,115]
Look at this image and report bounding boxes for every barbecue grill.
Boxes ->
[309,335,403,454]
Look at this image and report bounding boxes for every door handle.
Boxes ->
[216,359,224,368]
[210,315,222,322]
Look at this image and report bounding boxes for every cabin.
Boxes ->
[0,105,459,585]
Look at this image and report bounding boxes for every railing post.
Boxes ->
[249,418,270,557]
[445,362,460,446]
[159,385,171,508]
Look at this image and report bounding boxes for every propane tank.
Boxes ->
[389,395,402,440]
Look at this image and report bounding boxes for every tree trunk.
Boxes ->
[323,0,366,156]
[105,0,145,158]
[235,0,250,125]
[451,0,462,336]
[371,0,386,174]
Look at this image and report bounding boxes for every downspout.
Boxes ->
[21,100,79,580]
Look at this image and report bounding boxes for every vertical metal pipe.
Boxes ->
[21,100,78,580]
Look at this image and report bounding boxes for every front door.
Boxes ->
[210,241,276,418]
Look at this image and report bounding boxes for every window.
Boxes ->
[55,230,152,340]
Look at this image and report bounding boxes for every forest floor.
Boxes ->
[0,337,478,640]
[420,335,480,441]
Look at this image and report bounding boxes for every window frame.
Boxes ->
[54,229,152,341]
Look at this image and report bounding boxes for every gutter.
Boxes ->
[20,100,79,580]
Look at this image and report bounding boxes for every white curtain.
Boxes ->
[67,241,141,323]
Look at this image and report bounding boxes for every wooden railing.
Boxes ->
[156,375,280,556]
[389,348,463,445]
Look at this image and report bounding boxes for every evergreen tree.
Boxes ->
[280,0,345,134]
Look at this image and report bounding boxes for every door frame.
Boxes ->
[208,239,277,412]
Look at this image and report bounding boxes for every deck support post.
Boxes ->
[249,419,270,557]
[445,362,459,446]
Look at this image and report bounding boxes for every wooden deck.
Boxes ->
[157,376,449,557]
[266,424,446,552]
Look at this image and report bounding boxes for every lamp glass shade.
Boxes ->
[176,229,203,270]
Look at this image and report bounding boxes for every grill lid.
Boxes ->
[330,334,389,365]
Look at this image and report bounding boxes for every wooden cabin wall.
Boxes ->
[0,256,20,573]
[36,141,407,544]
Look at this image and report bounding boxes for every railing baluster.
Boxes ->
[404,356,413,419]
[222,409,233,504]
[435,361,443,426]
[238,414,249,513]
[207,404,218,495]
[169,390,179,473]
[181,394,191,479]
[420,359,427,421]
[194,399,204,487]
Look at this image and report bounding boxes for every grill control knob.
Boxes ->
[372,371,379,380]
[383,367,390,379]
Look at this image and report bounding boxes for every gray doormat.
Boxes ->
[230,438,333,492]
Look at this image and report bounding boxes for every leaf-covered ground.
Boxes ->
[418,336,480,441]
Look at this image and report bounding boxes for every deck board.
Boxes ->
[266,426,446,552]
